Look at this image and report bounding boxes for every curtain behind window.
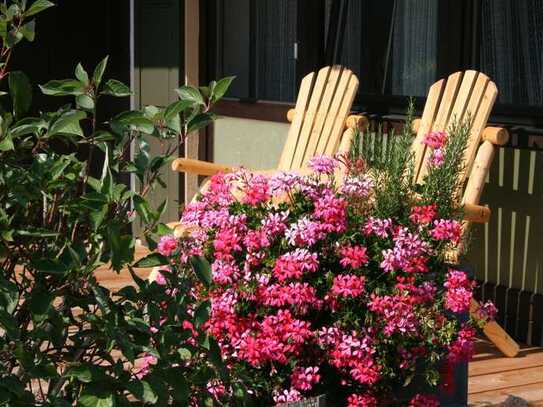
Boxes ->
[333,0,437,97]
[256,0,297,102]
[390,0,438,97]
[481,0,543,106]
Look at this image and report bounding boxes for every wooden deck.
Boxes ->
[94,245,543,406]
[469,340,543,406]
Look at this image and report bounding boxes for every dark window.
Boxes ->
[480,0,543,107]
[212,0,304,102]
[206,0,543,124]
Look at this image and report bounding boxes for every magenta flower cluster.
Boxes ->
[152,154,488,406]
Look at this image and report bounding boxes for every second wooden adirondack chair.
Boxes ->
[409,70,519,357]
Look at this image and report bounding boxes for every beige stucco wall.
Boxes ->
[213,117,289,170]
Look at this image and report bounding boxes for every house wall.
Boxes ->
[134,0,182,232]
[213,117,289,169]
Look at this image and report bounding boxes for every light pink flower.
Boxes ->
[308,155,339,174]
[291,366,321,391]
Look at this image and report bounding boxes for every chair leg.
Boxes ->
[470,299,520,357]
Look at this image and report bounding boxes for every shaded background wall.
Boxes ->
[10,0,131,119]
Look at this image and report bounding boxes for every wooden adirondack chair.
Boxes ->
[170,65,365,180]
[410,70,519,357]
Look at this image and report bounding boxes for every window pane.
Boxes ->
[337,0,437,97]
[217,0,251,99]
[215,0,297,102]
[390,0,438,96]
[256,0,297,102]
[480,0,543,106]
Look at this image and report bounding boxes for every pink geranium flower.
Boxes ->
[339,245,369,269]
[308,155,339,174]
[157,234,178,256]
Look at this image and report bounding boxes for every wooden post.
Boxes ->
[184,0,200,203]
[345,114,369,131]
[470,299,520,357]
[287,108,296,123]
[462,141,495,206]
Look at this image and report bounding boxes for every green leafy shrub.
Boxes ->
[0,2,234,404]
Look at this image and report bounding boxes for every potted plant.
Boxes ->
[151,107,496,406]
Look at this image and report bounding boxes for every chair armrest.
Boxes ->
[345,114,369,130]
[171,158,233,176]
[482,126,509,146]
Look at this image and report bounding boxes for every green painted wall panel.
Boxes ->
[213,117,289,169]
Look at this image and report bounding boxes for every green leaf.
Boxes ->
[188,112,216,134]
[92,56,109,87]
[133,253,168,268]
[175,86,205,106]
[6,28,23,47]
[40,79,85,96]
[0,134,14,151]
[108,230,134,271]
[6,4,21,20]
[90,282,110,314]
[194,300,210,328]
[48,110,86,137]
[75,63,89,84]
[76,94,94,110]
[164,369,189,402]
[111,111,154,134]
[64,364,109,384]
[0,278,18,314]
[101,79,131,97]
[31,258,68,275]
[0,309,19,338]
[78,393,115,407]
[163,100,192,121]
[211,76,235,103]
[25,0,54,17]
[0,20,7,41]
[89,204,108,230]
[20,19,35,41]
[9,117,46,137]
[190,256,211,287]
[177,348,191,361]
[9,71,32,120]
[126,381,158,404]
[133,195,151,224]
[27,290,53,322]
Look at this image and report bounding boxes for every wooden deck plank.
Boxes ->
[469,340,543,406]
[469,381,543,406]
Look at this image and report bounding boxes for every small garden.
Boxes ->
[0,2,495,406]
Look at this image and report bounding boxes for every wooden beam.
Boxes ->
[184,0,200,203]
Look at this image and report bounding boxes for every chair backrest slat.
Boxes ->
[290,67,333,169]
[302,66,343,162]
[278,65,359,171]
[411,79,445,180]
[313,69,357,163]
[413,71,498,187]
[324,73,359,157]
[278,72,316,170]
